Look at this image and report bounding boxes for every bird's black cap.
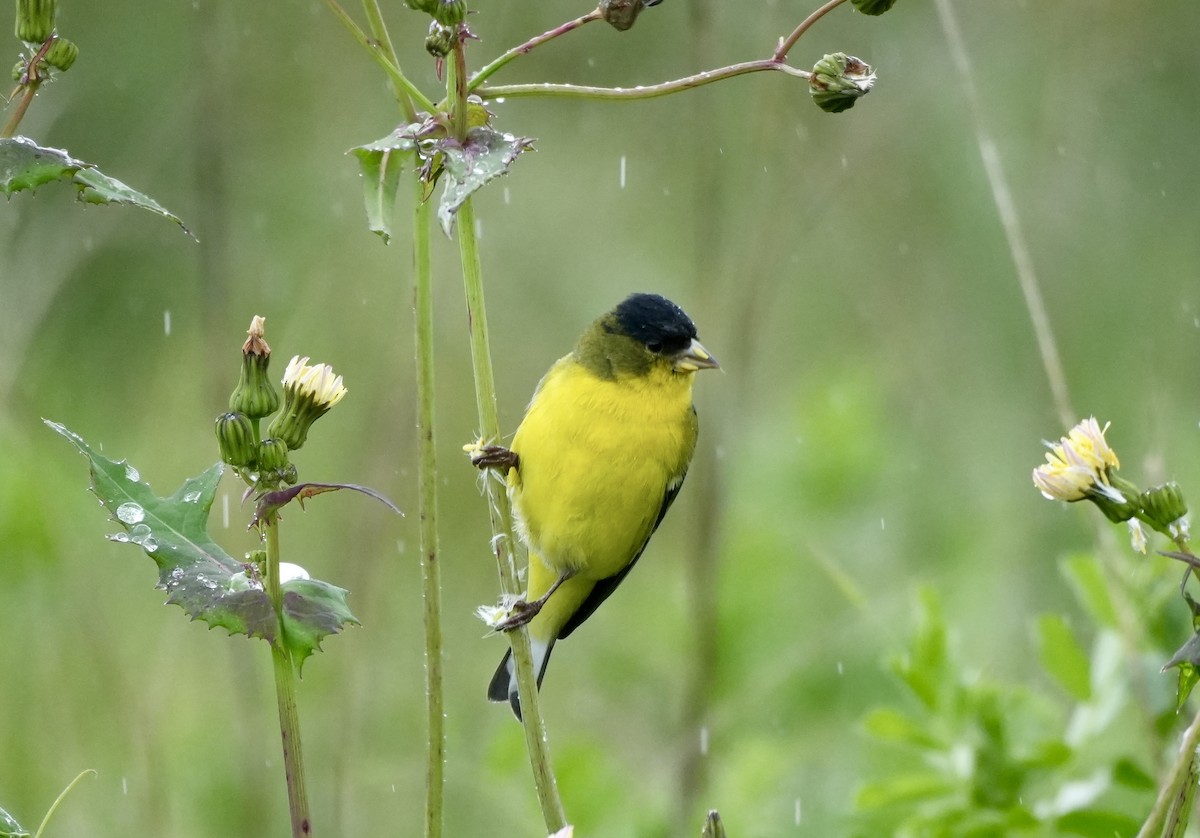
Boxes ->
[609,293,698,355]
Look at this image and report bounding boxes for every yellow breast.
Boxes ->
[509,355,698,581]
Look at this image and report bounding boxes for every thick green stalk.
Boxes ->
[1138,704,1200,838]
[412,173,445,838]
[264,522,313,838]
[456,197,567,832]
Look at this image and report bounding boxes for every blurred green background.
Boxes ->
[3,1,1200,835]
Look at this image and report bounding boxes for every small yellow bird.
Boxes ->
[486,293,719,719]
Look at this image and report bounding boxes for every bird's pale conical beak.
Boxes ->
[673,339,720,372]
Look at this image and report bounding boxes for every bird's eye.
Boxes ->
[646,341,663,353]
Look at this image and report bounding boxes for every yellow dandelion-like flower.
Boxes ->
[1033,417,1123,503]
[266,355,347,451]
[282,355,347,409]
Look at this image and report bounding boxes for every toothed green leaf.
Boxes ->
[0,136,192,237]
[47,420,357,663]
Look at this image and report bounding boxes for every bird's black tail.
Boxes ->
[487,639,555,721]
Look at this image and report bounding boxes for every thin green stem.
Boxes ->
[265,522,313,838]
[476,58,807,102]
[774,0,848,62]
[33,769,96,838]
[457,197,567,832]
[322,0,436,114]
[413,172,445,838]
[468,9,603,91]
[362,0,418,122]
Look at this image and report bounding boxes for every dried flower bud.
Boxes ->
[809,53,876,114]
[599,0,657,31]
[229,316,281,419]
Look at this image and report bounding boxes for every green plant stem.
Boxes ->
[321,0,436,114]
[2,83,38,138]
[361,0,418,122]
[264,522,313,838]
[412,173,445,838]
[1138,703,1200,838]
[468,9,603,91]
[449,35,469,140]
[773,0,848,61]
[33,769,96,838]
[476,58,807,102]
[457,197,567,832]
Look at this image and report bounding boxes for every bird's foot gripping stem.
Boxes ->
[493,571,572,632]
[465,441,520,471]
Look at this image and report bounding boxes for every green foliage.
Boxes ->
[0,137,192,235]
[46,420,358,668]
[350,134,409,243]
[0,805,28,838]
[854,584,1168,838]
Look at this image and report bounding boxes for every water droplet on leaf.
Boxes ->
[124,464,141,482]
[116,502,145,524]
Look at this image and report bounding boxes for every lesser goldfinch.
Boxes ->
[486,293,719,719]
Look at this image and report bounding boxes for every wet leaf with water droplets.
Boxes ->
[46,420,359,659]
[435,127,534,236]
[0,137,194,237]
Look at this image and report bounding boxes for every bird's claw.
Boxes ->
[468,444,520,471]
[495,598,542,632]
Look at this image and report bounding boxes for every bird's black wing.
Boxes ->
[557,471,687,639]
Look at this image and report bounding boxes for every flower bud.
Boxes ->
[267,355,347,451]
[229,315,281,420]
[425,22,455,58]
[42,36,77,71]
[257,438,291,474]
[851,0,897,16]
[809,53,876,114]
[15,0,56,44]
[431,0,466,27]
[12,61,25,83]
[599,0,654,31]
[215,412,257,468]
[404,0,437,12]
[1140,482,1189,534]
